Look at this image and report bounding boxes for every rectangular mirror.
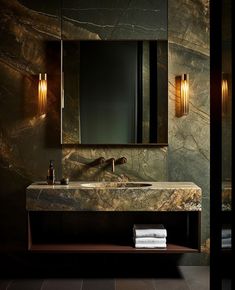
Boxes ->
[61,40,168,145]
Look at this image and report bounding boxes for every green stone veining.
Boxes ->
[26,182,201,212]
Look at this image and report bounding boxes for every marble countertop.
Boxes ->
[28,181,201,190]
[26,181,202,212]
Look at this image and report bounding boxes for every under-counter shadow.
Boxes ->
[0,253,186,278]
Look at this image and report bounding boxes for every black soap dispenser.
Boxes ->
[47,160,55,185]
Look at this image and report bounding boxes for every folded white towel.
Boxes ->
[134,229,167,238]
[222,228,231,239]
[135,243,167,249]
[135,237,166,244]
[133,224,167,238]
[222,237,231,248]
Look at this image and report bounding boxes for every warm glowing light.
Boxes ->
[222,77,228,116]
[180,74,189,116]
[175,74,189,117]
[38,73,47,115]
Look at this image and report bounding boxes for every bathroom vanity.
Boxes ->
[26,181,201,253]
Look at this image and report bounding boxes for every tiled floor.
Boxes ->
[0,266,211,290]
[222,279,232,290]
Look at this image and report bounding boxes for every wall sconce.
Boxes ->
[38,73,47,116]
[175,74,189,117]
[222,73,228,117]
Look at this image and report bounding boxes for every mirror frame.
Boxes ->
[60,40,168,146]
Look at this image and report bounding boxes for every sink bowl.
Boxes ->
[80,182,152,188]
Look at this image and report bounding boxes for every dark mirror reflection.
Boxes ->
[61,40,168,145]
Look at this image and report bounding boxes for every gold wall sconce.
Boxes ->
[222,73,229,117]
[175,74,189,117]
[38,73,47,116]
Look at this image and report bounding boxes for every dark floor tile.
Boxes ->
[82,279,114,290]
[0,280,13,290]
[222,279,231,290]
[154,279,189,290]
[42,279,82,290]
[116,279,155,290]
[7,279,43,290]
[179,266,209,290]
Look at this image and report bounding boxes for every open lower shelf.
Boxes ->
[29,243,199,253]
[28,212,201,254]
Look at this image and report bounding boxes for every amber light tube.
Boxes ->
[38,73,47,115]
[180,74,189,116]
[222,75,228,117]
[175,74,189,117]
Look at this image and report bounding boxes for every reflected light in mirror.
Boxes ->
[222,74,228,117]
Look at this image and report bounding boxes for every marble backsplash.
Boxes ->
[62,146,168,182]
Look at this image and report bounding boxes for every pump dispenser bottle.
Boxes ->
[47,160,55,185]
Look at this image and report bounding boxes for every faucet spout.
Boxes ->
[106,158,115,172]
[88,157,105,167]
[106,157,127,173]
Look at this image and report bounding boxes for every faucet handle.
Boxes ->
[96,157,106,165]
[116,157,127,164]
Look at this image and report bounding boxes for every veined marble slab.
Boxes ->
[26,182,201,212]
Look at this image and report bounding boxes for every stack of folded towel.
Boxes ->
[222,227,231,249]
[133,224,167,248]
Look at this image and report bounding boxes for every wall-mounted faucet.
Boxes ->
[106,158,115,172]
[106,157,127,173]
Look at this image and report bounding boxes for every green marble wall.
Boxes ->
[0,0,210,265]
[168,0,210,264]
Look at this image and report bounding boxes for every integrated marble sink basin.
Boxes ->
[26,181,202,212]
[80,182,152,188]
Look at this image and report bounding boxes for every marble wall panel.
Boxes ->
[0,0,62,251]
[168,0,210,263]
[168,0,209,55]
[61,0,167,40]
